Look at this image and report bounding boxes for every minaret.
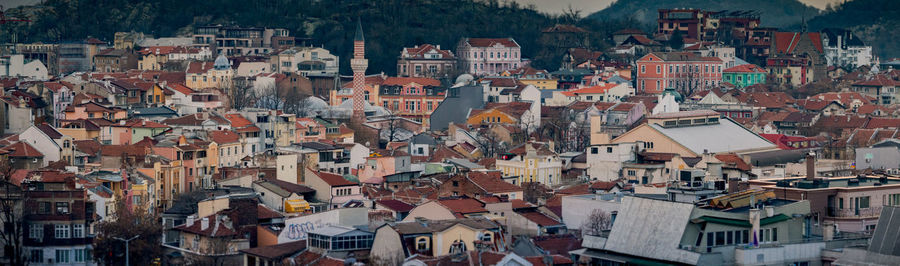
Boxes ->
[351,19,368,122]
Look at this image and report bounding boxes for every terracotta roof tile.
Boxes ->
[464,38,519,48]
[438,198,488,215]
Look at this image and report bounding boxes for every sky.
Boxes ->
[511,0,842,14]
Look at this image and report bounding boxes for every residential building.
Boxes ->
[92,49,138,72]
[722,64,766,88]
[768,32,827,84]
[852,74,900,105]
[497,142,563,186]
[0,54,49,80]
[438,171,523,200]
[371,217,502,265]
[193,25,292,56]
[609,110,777,157]
[303,168,362,209]
[270,46,339,77]
[21,171,97,266]
[377,77,446,124]
[185,54,233,90]
[58,38,106,74]
[397,44,456,78]
[635,52,724,94]
[821,28,873,69]
[457,38,523,76]
[503,66,556,90]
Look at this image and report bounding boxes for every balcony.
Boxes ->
[826,206,881,218]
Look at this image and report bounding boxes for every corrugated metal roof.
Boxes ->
[649,118,775,155]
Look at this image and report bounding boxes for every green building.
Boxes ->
[723,64,767,88]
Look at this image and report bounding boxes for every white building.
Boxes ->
[586,142,640,181]
[822,28,873,69]
[457,38,523,76]
[270,46,339,77]
[0,54,49,80]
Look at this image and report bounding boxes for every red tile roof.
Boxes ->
[714,153,752,171]
[402,44,454,59]
[208,130,240,144]
[167,83,195,95]
[773,32,824,54]
[438,198,488,215]
[464,38,519,48]
[186,61,214,74]
[382,77,442,87]
[532,234,583,256]
[560,83,619,97]
[257,204,284,220]
[467,172,522,194]
[865,118,900,129]
[312,170,357,187]
[2,142,43,158]
[224,113,254,128]
[139,46,178,55]
[723,64,766,73]
[376,199,415,212]
[517,210,562,226]
[174,214,237,237]
[480,77,518,87]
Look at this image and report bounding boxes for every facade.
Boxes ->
[185,55,233,90]
[397,44,456,78]
[58,39,106,74]
[457,38,523,76]
[193,25,292,56]
[497,142,562,186]
[378,77,446,124]
[0,54,49,80]
[635,52,724,94]
[768,32,827,85]
[722,64,766,88]
[22,172,97,266]
[270,46,339,77]
[92,49,137,73]
[821,28,873,69]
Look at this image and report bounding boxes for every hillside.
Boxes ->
[587,0,820,28]
[808,0,900,59]
[0,0,580,75]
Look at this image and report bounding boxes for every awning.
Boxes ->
[284,199,310,213]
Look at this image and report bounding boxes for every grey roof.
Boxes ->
[310,225,370,237]
[409,133,437,146]
[743,148,817,167]
[390,218,499,235]
[129,106,178,117]
[606,75,630,84]
[869,206,900,256]
[354,19,365,42]
[445,158,483,170]
[648,117,776,155]
[540,89,562,99]
[604,196,700,264]
[873,139,900,149]
[299,142,341,151]
[430,85,484,131]
[255,179,314,197]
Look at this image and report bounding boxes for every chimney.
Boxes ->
[806,152,816,181]
[186,215,196,227]
[200,217,210,231]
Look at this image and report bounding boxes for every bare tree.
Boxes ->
[0,159,26,266]
[94,198,163,266]
[472,128,505,158]
[581,209,613,236]
[522,182,551,204]
[255,83,283,110]
[282,86,313,117]
[229,77,256,111]
[190,236,235,266]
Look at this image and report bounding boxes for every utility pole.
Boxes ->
[113,234,140,266]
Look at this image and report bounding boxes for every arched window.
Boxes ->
[449,240,467,254]
[416,236,430,250]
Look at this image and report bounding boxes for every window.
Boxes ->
[656,65,661,73]
[73,224,84,238]
[56,202,69,214]
[55,224,70,239]
[627,170,636,176]
[641,65,646,73]
[74,248,85,262]
[54,249,69,263]
[607,147,613,153]
[590,147,598,154]
[416,237,429,250]
[30,250,43,263]
[859,196,870,209]
[29,223,42,239]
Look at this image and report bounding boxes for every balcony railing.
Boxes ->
[827,206,882,218]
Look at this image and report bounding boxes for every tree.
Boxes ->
[94,199,163,266]
[581,209,613,236]
[229,77,256,111]
[522,182,551,204]
[0,159,26,266]
[472,128,505,158]
[668,30,684,50]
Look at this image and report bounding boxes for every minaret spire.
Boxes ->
[350,18,368,122]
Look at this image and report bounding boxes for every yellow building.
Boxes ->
[138,46,176,70]
[185,54,234,90]
[371,218,500,265]
[465,102,531,127]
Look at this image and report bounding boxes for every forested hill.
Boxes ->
[587,0,820,28]
[807,0,900,59]
[1,0,585,75]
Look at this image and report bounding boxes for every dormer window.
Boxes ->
[416,236,430,250]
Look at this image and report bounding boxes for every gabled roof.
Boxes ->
[438,198,488,217]
[714,153,752,171]
[723,64,766,73]
[401,44,455,59]
[173,214,237,237]
[240,239,306,260]
[560,83,619,96]
[516,209,562,227]
[773,32,824,54]
[642,117,776,155]
[312,170,357,187]
[1,141,43,158]
[36,124,63,139]
[186,61,214,74]
[376,199,415,212]
[208,130,240,144]
[467,171,522,194]
[382,77,442,87]
[463,38,519,48]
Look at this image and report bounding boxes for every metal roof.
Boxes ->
[649,117,775,155]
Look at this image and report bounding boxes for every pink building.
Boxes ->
[397,44,457,78]
[457,38,523,76]
[295,118,326,143]
[635,52,724,94]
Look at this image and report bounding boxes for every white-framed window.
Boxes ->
[55,224,70,239]
[74,248,85,262]
[56,249,70,263]
[29,223,42,239]
[73,224,84,238]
